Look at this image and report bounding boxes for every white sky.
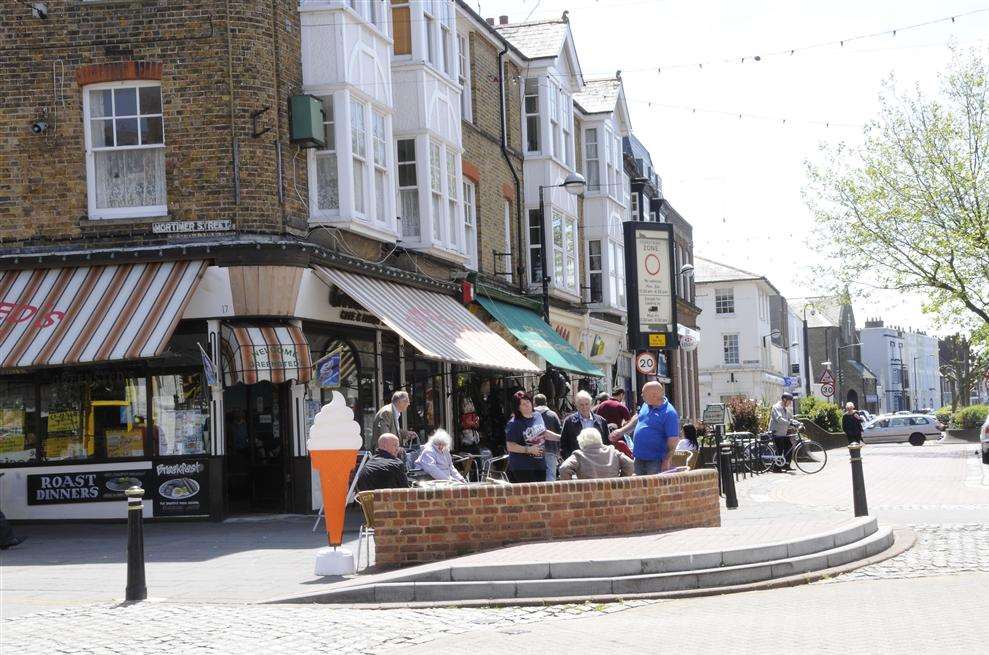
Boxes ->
[473,0,989,336]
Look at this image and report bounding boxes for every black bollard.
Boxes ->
[125,486,147,602]
[848,442,869,517]
[718,440,739,509]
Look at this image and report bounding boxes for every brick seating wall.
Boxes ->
[366,469,721,567]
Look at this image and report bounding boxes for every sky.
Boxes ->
[472,0,989,336]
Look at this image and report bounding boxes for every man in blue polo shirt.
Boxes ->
[609,381,680,475]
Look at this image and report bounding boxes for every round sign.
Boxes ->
[636,351,657,375]
[679,333,699,352]
[821,382,835,398]
[644,253,662,277]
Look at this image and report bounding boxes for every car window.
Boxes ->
[890,418,909,427]
[873,419,889,428]
[910,417,929,425]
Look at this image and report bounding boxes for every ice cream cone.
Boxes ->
[311,449,358,546]
[308,390,363,549]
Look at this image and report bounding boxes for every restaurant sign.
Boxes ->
[27,468,152,505]
[153,459,210,517]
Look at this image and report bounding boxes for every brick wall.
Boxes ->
[366,469,721,567]
[461,30,524,286]
[0,1,305,249]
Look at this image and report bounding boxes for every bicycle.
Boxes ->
[746,424,828,474]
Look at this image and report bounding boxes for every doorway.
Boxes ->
[223,381,290,513]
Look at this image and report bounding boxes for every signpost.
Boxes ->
[635,351,658,375]
[820,369,836,399]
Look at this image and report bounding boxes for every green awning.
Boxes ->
[476,297,603,377]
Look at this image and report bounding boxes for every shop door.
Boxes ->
[223,381,290,513]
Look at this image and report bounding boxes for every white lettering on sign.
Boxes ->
[151,220,233,234]
[635,229,672,332]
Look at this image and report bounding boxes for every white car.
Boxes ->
[862,413,943,446]
[981,414,989,465]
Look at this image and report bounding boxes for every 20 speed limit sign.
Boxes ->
[821,382,836,398]
[636,351,658,375]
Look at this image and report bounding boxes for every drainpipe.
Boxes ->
[498,43,525,295]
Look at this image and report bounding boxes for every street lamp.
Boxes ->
[538,173,587,323]
[800,303,816,399]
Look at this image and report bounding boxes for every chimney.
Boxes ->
[499,15,509,25]
[486,17,495,26]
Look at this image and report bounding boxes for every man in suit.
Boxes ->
[560,390,610,459]
[372,390,417,446]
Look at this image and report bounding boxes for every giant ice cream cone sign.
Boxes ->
[308,391,361,547]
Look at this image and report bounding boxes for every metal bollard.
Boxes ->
[718,440,739,509]
[125,486,147,602]
[848,442,869,517]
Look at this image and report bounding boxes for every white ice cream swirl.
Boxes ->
[307,390,362,451]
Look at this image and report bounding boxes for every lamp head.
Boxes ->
[561,172,586,196]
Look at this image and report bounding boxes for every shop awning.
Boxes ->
[313,267,539,374]
[476,297,603,377]
[0,261,206,369]
[221,323,313,386]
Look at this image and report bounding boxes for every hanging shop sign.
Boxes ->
[677,325,700,352]
[624,222,678,351]
[27,468,153,505]
[153,459,210,517]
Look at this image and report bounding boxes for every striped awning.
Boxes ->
[313,267,539,374]
[220,323,313,386]
[0,261,206,370]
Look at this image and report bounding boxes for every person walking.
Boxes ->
[842,402,864,445]
[505,391,558,483]
[560,390,609,459]
[533,393,562,482]
[558,427,635,480]
[769,392,797,471]
[609,381,680,474]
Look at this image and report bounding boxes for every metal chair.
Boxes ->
[669,450,692,469]
[481,454,510,484]
[354,491,375,571]
[452,453,476,481]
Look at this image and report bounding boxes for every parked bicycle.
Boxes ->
[743,423,828,474]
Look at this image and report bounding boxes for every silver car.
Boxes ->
[862,413,942,446]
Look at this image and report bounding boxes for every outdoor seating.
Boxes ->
[452,453,476,481]
[354,491,376,571]
[669,451,692,468]
[481,454,510,484]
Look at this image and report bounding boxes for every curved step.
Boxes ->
[295,524,894,604]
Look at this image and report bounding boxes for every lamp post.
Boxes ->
[800,303,815,399]
[538,173,586,323]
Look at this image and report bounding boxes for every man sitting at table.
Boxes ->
[355,433,411,491]
[415,430,466,483]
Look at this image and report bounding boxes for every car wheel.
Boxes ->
[908,433,925,447]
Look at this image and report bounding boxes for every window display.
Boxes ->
[153,373,209,456]
[0,381,37,463]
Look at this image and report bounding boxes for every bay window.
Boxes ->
[314,96,339,211]
[440,2,454,77]
[588,241,603,303]
[610,241,626,307]
[391,1,412,55]
[584,128,599,191]
[549,83,560,158]
[351,99,367,215]
[524,78,540,153]
[397,139,419,237]
[424,2,438,67]
[430,141,443,241]
[563,96,574,166]
[446,148,459,249]
[528,209,543,284]
[565,216,577,288]
[372,110,388,224]
[84,82,166,219]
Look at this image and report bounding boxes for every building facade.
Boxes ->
[862,320,940,412]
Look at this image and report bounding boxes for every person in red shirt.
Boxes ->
[595,388,632,428]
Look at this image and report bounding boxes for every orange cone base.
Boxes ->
[311,450,358,547]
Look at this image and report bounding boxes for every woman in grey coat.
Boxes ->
[558,428,635,480]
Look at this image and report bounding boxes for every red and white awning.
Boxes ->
[0,261,206,369]
[220,323,313,386]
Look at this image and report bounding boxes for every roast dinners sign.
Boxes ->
[26,469,151,505]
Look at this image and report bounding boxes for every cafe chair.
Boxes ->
[669,451,692,469]
[452,453,476,481]
[354,491,376,572]
[482,454,510,484]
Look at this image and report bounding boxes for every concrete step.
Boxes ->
[379,516,878,584]
[297,520,893,605]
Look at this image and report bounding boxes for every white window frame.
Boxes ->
[549,83,561,159]
[715,288,735,315]
[424,2,438,68]
[463,180,478,270]
[630,190,639,219]
[372,109,388,225]
[610,241,626,308]
[458,33,472,122]
[527,209,543,285]
[446,146,460,250]
[440,1,454,78]
[430,140,443,241]
[524,78,540,153]
[83,80,167,220]
[563,96,574,167]
[584,128,600,191]
[311,94,339,213]
[724,334,740,365]
[588,240,603,303]
[396,138,420,238]
[350,98,368,216]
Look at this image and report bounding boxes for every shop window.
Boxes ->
[41,375,147,461]
[84,82,166,219]
[152,373,209,456]
[0,381,38,464]
[307,334,378,449]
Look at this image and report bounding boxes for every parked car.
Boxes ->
[894,410,912,415]
[862,413,943,446]
[981,413,989,465]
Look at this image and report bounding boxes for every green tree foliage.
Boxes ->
[951,403,989,429]
[805,50,989,333]
[798,396,843,432]
[940,332,988,409]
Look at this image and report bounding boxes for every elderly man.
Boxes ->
[769,392,798,470]
[372,390,417,445]
[609,381,680,474]
[558,427,634,480]
[356,434,411,492]
[560,390,609,459]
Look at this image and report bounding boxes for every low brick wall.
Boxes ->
[365,469,721,568]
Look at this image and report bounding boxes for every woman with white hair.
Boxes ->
[415,430,467,483]
[560,390,610,459]
[842,402,864,445]
[558,427,634,480]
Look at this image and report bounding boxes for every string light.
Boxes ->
[631,99,861,129]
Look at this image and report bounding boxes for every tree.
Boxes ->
[805,49,989,334]
[940,332,988,409]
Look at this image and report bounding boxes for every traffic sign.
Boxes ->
[635,351,658,375]
[819,369,836,386]
[821,382,836,398]
[702,403,727,426]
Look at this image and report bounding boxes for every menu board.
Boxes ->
[27,468,153,505]
[153,458,210,517]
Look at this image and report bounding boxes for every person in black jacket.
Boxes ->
[842,402,864,445]
[560,390,610,459]
[355,434,411,492]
